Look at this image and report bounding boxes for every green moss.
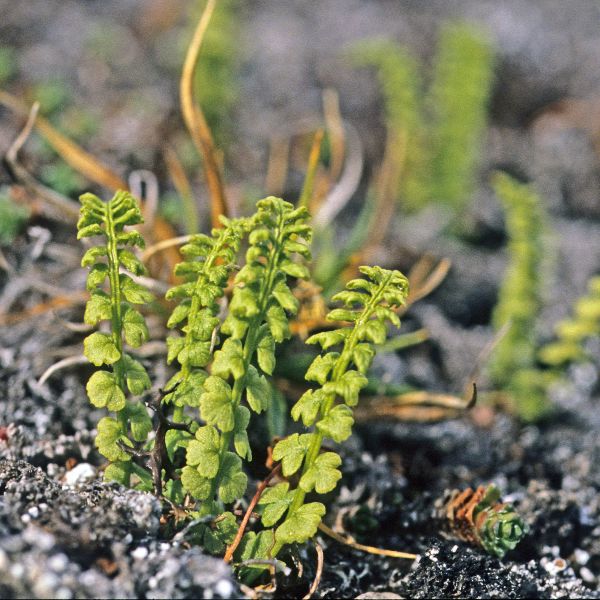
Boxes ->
[0,46,17,84]
[0,191,29,245]
[539,275,600,367]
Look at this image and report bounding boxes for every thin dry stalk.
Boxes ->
[317,522,417,560]
[142,235,194,262]
[4,101,80,222]
[402,255,452,312]
[265,136,290,196]
[301,542,324,600]
[322,88,345,182]
[358,129,407,265]
[314,122,363,227]
[356,383,477,423]
[299,128,324,210]
[180,0,228,227]
[223,463,282,563]
[38,355,87,386]
[0,291,88,326]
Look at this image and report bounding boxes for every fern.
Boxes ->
[352,22,494,215]
[78,191,153,485]
[428,23,494,209]
[539,275,600,367]
[248,266,409,560]
[488,173,550,420]
[180,197,312,515]
[164,216,249,417]
[352,40,428,212]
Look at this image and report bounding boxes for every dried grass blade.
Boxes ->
[38,355,87,386]
[356,384,477,423]
[318,522,417,560]
[322,88,345,182]
[4,101,80,222]
[301,542,324,600]
[180,0,229,228]
[265,136,290,196]
[0,90,127,191]
[299,128,324,210]
[0,292,87,326]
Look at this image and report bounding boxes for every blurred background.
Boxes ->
[3,0,600,412]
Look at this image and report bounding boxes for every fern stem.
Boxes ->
[105,203,127,432]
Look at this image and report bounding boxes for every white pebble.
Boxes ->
[573,548,590,565]
[215,579,233,598]
[131,546,149,561]
[48,553,69,573]
[64,463,97,487]
[580,567,595,583]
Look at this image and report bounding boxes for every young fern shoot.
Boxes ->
[78,191,153,486]
[181,197,312,516]
[260,266,409,559]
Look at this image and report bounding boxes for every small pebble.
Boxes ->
[573,548,590,565]
[215,579,233,598]
[579,567,595,583]
[64,463,96,487]
[131,546,149,561]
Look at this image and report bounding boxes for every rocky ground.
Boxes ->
[1,1,600,598]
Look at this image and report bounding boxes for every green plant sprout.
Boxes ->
[428,23,494,209]
[189,0,239,148]
[440,484,529,559]
[78,190,154,486]
[351,40,428,212]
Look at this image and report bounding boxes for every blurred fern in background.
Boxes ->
[488,173,551,421]
[428,23,494,210]
[353,22,494,215]
[539,275,600,367]
[352,40,429,212]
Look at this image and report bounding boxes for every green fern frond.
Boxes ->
[351,40,429,211]
[261,266,409,558]
[181,197,312,515]
[78,191,152,485]
[164,216,250,413]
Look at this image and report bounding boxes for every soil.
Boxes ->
[1,1,600,598]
